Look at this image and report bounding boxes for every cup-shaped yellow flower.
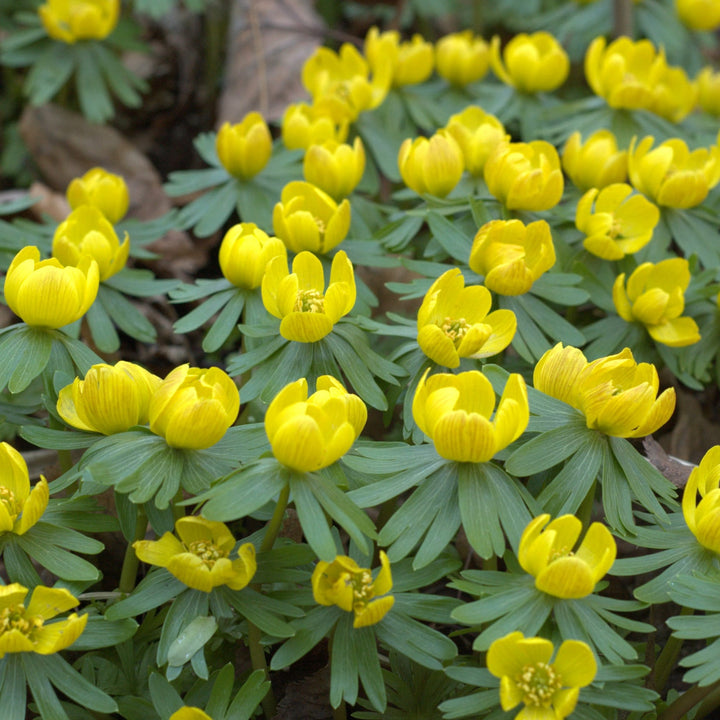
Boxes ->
[0,442,49,536]
[613,257,700,347]
[134,516,256,593]
[697,67,720,115]
[628,135,720,209]
[303,137,366,201]
[265,375,367,473]
[575,184,659,260]
[57,361,162,435]
[148,365,240,450]
[215,113,272,180]
[682,446,720,553]
[262,250,356,343]
[398,130,464,198]
[218,223,286,290]
[39,0,119,43]
[417,268,516,368]
[519,514,617,599]
[272,181,351,255]
[312,550,394,628]
[562,130,628,192]
[487,632,597,720]
[52,205,130,281]
[435,31,490,86]
[281,103,349,150]
[66,166,129,223]
[365,27,434,87]
[445,106,508,177]
[4,246,99,329]
[169,708,212,720]
[490,32,569,93]
[676,0,720,30]
[413,368,528,463]
[469,219,556,295]
[484,140,564,211]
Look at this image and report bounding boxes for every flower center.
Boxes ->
[515,662,562,707]
[188,540,226,568]
[0,486,21,521]
[548,546,574,562]
[439,316,470,346]
[608,217,623,239]
[294,289,325,313]
[0,604,43,639]
[351,569,374,615]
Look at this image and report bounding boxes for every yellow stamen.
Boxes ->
[188,540,226,568]
[515,662,562,707]
[351,569,374,614]
[548,546,573,563]
[0,604,43,638]
[294,289,325,313]
[0,486,21,521]
[439,316,470,346]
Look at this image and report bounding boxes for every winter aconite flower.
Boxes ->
[416,268,516,367]
[365,27,434,87]
[613,257,700,347]
[676,0,720,30]
[398,130,465,198]
[413,368,529,463]
[303,137,366,201]
[682,446,720,553]
[4,246,99,329]
[215,113,272,180]
[169,709,212,720]
[265,376,367,473]
[66,166,129,223]
[312,551,394,627]
[57,361,162,435]
[487,632,597,720]
[281,103,348,150]
[519,514,617,599]
[218,223,287,290]
[435,31,490,87]
[562,130,628,192]
[445,106,508,176]
[697,67,720,116]
[39,0,119,43]
[134,516,256,593]
[0,442,49,536]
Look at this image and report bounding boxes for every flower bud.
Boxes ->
[66,167,129,223]
[219,223,286,289]
[303,137,366,200]
[562,130,628,192]
[281,103,348,150]
[365,27,434,87]
[216,113,272,180]
[398,130,464,197]
[435,31,490,87]
[676,0,720,30]
[39,0,119,43]
[697,67,720,116]
[445,106,508,176]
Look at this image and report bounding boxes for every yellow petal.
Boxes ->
[134,533,185,568]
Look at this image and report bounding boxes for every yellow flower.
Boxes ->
[562,130,628,192]
[519,514,617,599]
[435,31,490,87]
[265,376,367,473]
[134,516,256,593]
[0,442,48,536]
[281,103,349,151]
[697,67,720,116]
[469,219,556,295]
[169,709,212,720]
[534,344,676,438]
[312,550,394,628]
[66,167,129,223]
[272,181,351,254]
[39,0,119,43]
[613,257,700,347]
[487,632,596,720]
[4,246,99,329]
[628,135,720,209]
[398,130,464,198]
[413,368,528,463]
[57,361,162,435]
[365,27,434,87]
[682,446,720,553]
[218,223,287,290]
[303,137,366,201]
[52,205,130,281]
[148,365,240,450]
[676,0,720,30]
[575,183,659,260]
[262,250,355,343]
[215,113,272,180]
[0,583,87,658]
[484,141,564,211]
[490,32,569,93]
[445,106,509,177]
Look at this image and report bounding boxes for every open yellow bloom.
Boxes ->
[57,361,162,435]
[413,368,528,463]
[134,516,256,593]
[628,136,720,209]
[4,246,99,329]
[519,514,616,599]
[0,442,48,536]
[148,365,240,450]
[435,31,490,87]
[265,376,366,473]
[262,250,355,343]
[417,268,516,368]
[697,67,720,116]
[484,141,564,211]
[52,205,130,281]
[219,223,286,290]
[169,709,212,720]
[216,113,272,180]
[0,584,87,658]
[469,219,556,295]
[303,137,366,201]
[613,258,700,347]
[682,446,720,553]
[365,27,434,87]
[576,184,659,260]
[398,131,464,198]
[445,106,508,177]
[562,130,628,192]
[39,0,119,43]
[487,632,596,720]
[272,181,351,254]
[66,167,129,223]
[281,103,349,151]
[676,0,720,30]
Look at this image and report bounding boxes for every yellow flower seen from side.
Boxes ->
[676,0,720,30]
[398,130,464,198]
[134,516,256,593]
[469,219,556,295]
[312,550,394,627]
[413,368,529,463]
[218,223,287,290]
[0,583,87,658]
[365,27,434,87]
[0,442,49,537]
[265,375,367,473]
[303,137,366,201]
[682,446,720,553]
[519,514,617,599]
[281,103,349,151]
[262,250,355,343]
[562,129,628,192]
[169,708,212,720]
[613,257,700,347]
[697,67,720,116]
[66,166,129,223]
[215,113,272,180]
[435,31,490,87]
[39,0,119,43]
[445,106,508,177]
[487,632,597,720]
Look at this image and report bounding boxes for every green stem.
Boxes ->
[482,554,497,571]
[118,506,147,595]
[659,679,720,720]
[171,488,185,524]
[248,621,276,719]
[654,606,693,693]
[332,701,347,720]
[613,0,634,38]
[576,479,597,533]
[697,684,720,719]
[260,483,290,553]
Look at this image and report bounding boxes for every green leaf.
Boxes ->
[194,182,241,237]
[25,43,75,105]
[74,44,114,122]
[426,211,473,261]
[225,669,271,720]
[0,655,26,720]
[106,570,185,620]
[86,296,120,353]
[291,474,337,561]
[330,612,360,708]
[100,286,157,343]
[20,424,100,450]
[226,333,288,376]
[221,587,296,638]
[69,615,138,650]
[22,655,70,720]
[167,616,217,667]
[106,267,180,297]
[203,291,246,352]
[92,43,145,107]
[2,540,41,586]
[56,334,104,374]
[8,327,53,393]
[270,606,341,670]
[356,622,387,712]
[505,423,593,476]
[458,463,505,560]
[148,672,183,718]
[376,612,457,669]
[174,288,236,334]
[531,273,589,306]
[157,590,209,666]
[258,340,315,403]
[518,293,586,346]
[16,533,100,582]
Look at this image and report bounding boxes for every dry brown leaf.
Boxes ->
[272,665,333,720]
